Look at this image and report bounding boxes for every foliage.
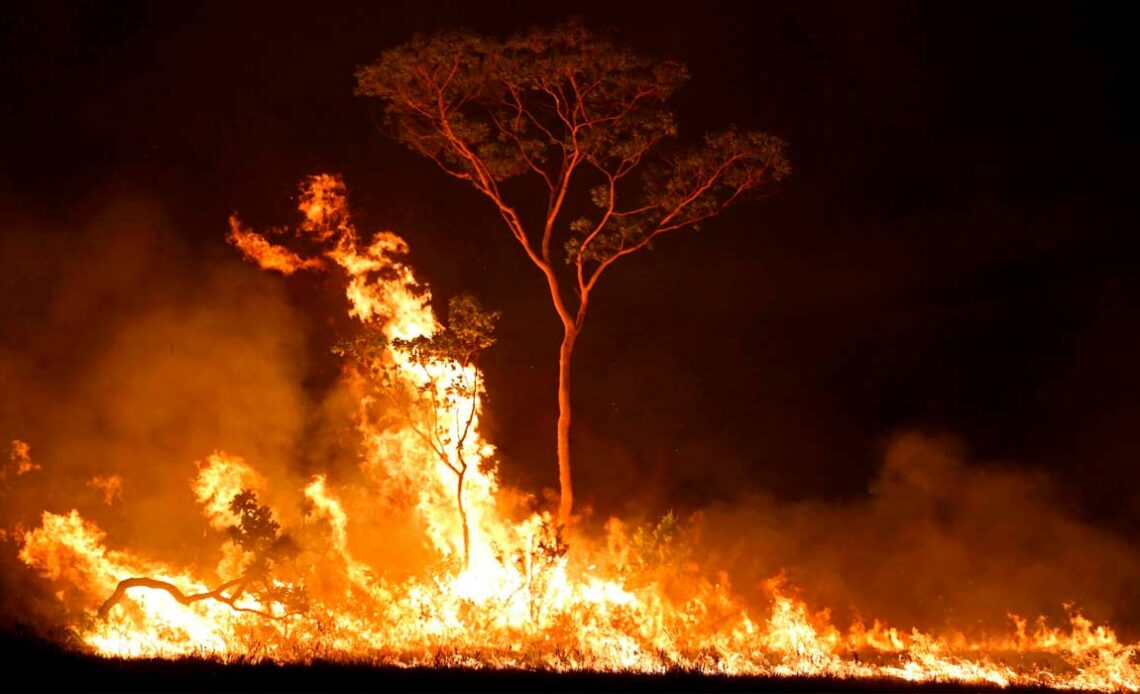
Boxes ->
[333,294,499,463]
[334,295,500,373]
[226,490,306,612]
[628,511,692,578]
[492,515,569,623]
[357,20,789,520]
[392,295,501,368]
[355,20,790,295]
[333,294,499,567]
[331,330,387,372]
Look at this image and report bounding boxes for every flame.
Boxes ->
[11,174,1139,691]
[87,476,123,505]
[227,217,326,275]
[193,452,267,531]
[8,439,40,477]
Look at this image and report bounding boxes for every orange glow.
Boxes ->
[11,175,1139,691]
[87,476,123,506]
[8,439,39,477]
[226,216,326,275]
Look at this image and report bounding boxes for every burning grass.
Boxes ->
[4,175,1139,692]
[0,630,1079,694]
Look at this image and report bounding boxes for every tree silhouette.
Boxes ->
[356,20,789,521]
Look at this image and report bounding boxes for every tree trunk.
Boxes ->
[456,466,470,569]
[557,327,577,523]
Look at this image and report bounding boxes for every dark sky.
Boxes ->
[1,1,1137,532]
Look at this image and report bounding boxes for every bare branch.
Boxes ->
[486,107,553,191]
[543,150,583,265]
[97,577,289,622]
[502,82,561,147]
[576,168,618,293]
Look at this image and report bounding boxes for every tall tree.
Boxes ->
[356,21,790,522]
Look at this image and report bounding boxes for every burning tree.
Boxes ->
[335,294,500,568]
[227,173,505,571]
[356,20,790,521]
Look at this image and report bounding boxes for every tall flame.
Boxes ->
[10,174,1139,691]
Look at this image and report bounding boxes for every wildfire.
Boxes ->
[9,175,1139,691]
[86,476,123,506]
[7,439,40,478]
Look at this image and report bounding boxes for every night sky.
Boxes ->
[2,2,1137,534]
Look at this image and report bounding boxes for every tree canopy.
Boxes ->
[356,20,789,520]
[356,21,789,297]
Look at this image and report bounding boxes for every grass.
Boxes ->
[2,630,1068,693]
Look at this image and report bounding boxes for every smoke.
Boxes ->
[687,431,1140,638]
[0,191,317,631]
[2,188,1137,649]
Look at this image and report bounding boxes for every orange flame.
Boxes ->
[8,439,40,478]
[12,175,1139,691]
[87,476,123,506]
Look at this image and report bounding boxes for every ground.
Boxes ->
[3,630,1065,693]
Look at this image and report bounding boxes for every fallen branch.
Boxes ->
[96,577,283,621]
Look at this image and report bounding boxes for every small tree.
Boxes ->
[336,294,499,568]
[356,20,789,521]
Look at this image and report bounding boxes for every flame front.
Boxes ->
[11,175,1139,691]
